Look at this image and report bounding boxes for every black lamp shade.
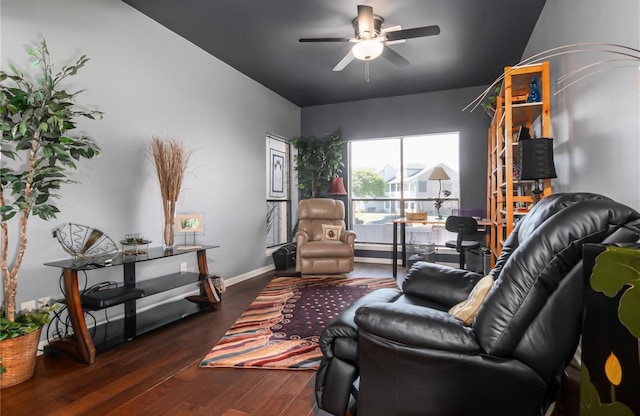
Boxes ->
[520,138,557,180]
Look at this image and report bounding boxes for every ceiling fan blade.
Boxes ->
[299,37,351,43]
[382,46,410,67]
[385,25,440,42]
[381,25,402,33]
[357,5,375,37]
[333,50,355,72]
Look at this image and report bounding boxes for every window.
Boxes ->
[266,135,291,248]
[350,133,460,245]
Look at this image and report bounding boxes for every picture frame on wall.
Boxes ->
[269,147,287,199]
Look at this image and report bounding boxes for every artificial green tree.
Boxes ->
[290,130,344,198]
[1,39,102,327]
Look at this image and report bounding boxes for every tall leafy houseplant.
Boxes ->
[0,40,102,326]
[291,130,344,198]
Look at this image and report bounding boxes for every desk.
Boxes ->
[392,218,490,277]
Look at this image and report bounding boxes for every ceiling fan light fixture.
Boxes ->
[352,39,384,61]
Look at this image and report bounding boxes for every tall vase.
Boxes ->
[163,200,175,250]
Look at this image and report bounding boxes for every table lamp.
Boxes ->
[428,166,450,196]
[519,138,557,203]
[428,166,450,218]
[327,176,347,197]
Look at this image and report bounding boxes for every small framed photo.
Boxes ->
[176,213,205,234]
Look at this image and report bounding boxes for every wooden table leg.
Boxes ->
[197,249,209,276]
[393,223,398,278]
[196,249,216,307]
[48,269,96,365]
[401,223,407,267]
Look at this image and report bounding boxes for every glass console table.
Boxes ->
[44,245,219,365]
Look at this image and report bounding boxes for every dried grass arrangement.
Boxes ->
[149,136,192,249]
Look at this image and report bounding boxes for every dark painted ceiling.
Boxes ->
[121,0,546,107]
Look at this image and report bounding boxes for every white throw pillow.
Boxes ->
[448,275,494,325]
[321,224,343,241]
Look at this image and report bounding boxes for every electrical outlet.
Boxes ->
[38,296,51,310]
[180,263,187,273]
[21,300,36,312]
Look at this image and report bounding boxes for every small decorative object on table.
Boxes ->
[406,202,428,221]
[176,212,204,248]
[53,223,119,265]
[406,212,428,221]
[120,234,151,256]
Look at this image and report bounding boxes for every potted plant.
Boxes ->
[0,39,102,387]
[290,130,344,198]
[480,85,501,118]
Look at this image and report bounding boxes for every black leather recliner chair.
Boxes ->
[315,193,640,416]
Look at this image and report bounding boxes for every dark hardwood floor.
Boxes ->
[1,263,404,416]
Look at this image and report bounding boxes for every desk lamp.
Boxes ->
[428,166,450,218]
[428,166,450,197]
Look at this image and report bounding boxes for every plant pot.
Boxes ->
[0,328,42,388]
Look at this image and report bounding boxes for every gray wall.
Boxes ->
[523,0,639,208]
[2,0,300,315]
[301,86,491,211]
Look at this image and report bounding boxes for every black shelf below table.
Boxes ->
[87,300,203,352]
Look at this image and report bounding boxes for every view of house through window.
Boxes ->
[350,133,460,245]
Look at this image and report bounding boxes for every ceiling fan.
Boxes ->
[299,4,440,72]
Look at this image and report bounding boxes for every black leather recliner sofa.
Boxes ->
[315,193,640,416]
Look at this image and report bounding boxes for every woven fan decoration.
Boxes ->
[53,223,119,263]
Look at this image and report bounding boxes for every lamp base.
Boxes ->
[532,180,543,204]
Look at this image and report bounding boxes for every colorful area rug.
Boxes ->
[199,276,398,370]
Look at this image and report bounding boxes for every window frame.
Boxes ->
[266,135,292,249]
[349,133,461,245]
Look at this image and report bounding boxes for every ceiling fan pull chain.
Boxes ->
[365,60,370,82]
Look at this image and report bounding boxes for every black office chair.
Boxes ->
[445,216,482,270]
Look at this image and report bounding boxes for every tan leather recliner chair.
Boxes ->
[295,198,356,275]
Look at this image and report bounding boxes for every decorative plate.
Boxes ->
[53,223,119,263]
